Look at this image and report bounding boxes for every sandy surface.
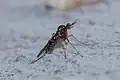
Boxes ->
[0,0,120,80]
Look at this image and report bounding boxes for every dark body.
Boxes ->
[37,25,69,58]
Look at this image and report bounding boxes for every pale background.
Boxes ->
[0,0,120,80]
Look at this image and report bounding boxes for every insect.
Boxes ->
[30,20,84,64]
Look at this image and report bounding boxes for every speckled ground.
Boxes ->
[0,0,120,80]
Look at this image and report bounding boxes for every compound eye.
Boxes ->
[66,23,72,29]
[68,23,72,26]
[69,23,72,26]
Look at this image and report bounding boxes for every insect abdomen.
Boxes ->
[37,39,57,58]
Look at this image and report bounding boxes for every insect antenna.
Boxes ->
[71,19,80,25]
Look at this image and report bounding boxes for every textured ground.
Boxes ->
[0,0,120,80]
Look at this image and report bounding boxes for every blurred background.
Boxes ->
[1,0,120,80]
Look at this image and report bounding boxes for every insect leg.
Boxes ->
[68,34,88,46]
[68,40,83,58]
[61,42,67,59]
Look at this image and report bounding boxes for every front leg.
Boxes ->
[68,34,88,46]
